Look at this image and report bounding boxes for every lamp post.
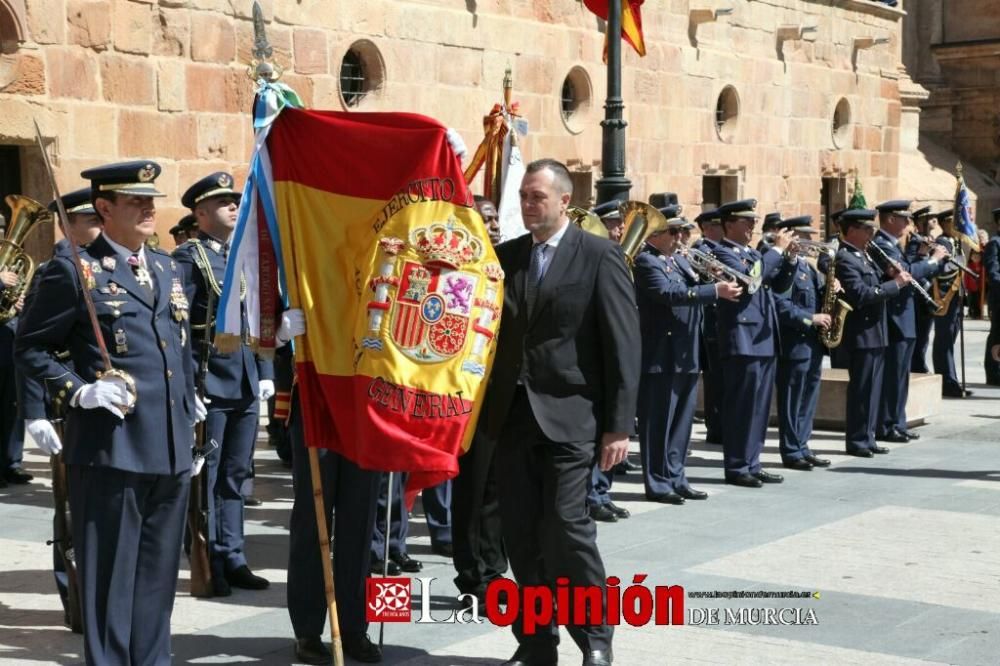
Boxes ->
[595,0,632,205]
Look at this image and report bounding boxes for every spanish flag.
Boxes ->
[584,0,647,58]
[223,87,502,491]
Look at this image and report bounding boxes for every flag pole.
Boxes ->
[378,471,394,650]
[956,162,968,393]
[245,3,342,664]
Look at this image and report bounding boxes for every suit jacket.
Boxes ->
[774,258,824,361]
[834,242,901,351]
[14,233,197,475]
[872,229,940,340]
[485,223,640,443]
[633,246,716,374]
[711,239,795,358]
[172,233,273,402]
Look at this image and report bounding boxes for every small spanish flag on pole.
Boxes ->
[585,0,647,58]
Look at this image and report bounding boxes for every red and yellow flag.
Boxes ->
[267,109,503,490]
[584,0,647,57]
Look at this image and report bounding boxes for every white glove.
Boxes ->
[276,308,306,345]
[446,127,467,162]
[27,419,62,456]
[258,379,275,402]
[73,376,131,419]
[193,395,208,424]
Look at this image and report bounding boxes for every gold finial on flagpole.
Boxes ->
[503,65,512,109]
[247,0,282,82]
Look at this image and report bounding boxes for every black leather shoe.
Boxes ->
[646,492,685,505]
[3,469,33,484]
[294,636,332,665]
[583,649,613,666]
[342,632,382,663]
[620,459,642,472]
[804,455,831,467]
[877,431,908,443]
[370,558,401,576]
[242,496,263,507]
[943,387,973,398]
[589,504,619,522]
[726,473,762,488]
[754,470,784,484]
[501,645,558,666]
[390,552,423,573]
[897,429,920,440]
[871,445,890,454]
[606,502,631,519]
[212,575,232,597]
[676,486,708,500]
[431,541,454,557]
[782,459,813,471]
[226,565,269,590]
[846,448,874,458]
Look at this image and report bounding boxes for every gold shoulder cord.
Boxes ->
[192,242,247,301]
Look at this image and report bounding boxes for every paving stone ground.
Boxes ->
[1,321,998,665]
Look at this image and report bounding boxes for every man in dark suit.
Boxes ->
[692,208,725,444]
[772,216,833,472]
[487,159,640,666]
[15,161,205,664]
[834,209,911,457]
[173,172,275,596]
[983,207,1000,385]
[711,199,795,488]
[635,211,741,504]
[871,200,945,442]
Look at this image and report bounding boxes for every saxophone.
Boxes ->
[818,246,852,349]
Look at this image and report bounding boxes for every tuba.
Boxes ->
[0,195,50,322]
[567,206,608,239]
[618,201,669,266]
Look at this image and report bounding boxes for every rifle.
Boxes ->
[187,279,216,598]
[47,434,83,633]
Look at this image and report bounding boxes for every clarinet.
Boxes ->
[866,240,938,310]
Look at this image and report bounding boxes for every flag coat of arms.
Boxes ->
[241,107,503,490]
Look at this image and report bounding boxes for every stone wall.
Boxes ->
[0,0,906,248]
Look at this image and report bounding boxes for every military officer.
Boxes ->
[756,212,781,253]
[592,201,625,243]
[835,209,911,457]
[711,199,796,488]
[907,207,935,374]
[15,161,205,664]
[693,208,725,444]
[18,187,102,632]
[635,210,741,503]
[772,216,833,471]
[983,208,1000,385]
[169,213,196,246]
[871,200,946,442]
[929,209,972,397]
[172,172,274,596]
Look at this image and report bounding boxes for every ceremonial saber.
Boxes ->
[32,120,136,408]
[379,471,394,650]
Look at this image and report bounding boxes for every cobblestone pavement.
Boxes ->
[1,322,998,665]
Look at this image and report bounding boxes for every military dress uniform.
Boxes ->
[15,161,196,664]
[870,204,942,440]
[834,211,901,456]
[711,200,795,486]
[173,173,274,593]
[772,217,829,469]
[692,209,723,444]
[634,238,717,502]
[908,208,935,374]
[983,210,1000,385]
[930,231,966,396]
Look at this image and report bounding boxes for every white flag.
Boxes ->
[497,132,526,242]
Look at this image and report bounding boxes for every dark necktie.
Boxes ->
[524,243,549,315]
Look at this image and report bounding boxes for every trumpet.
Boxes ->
[908,231,979,279]
[866,240,938,310]
[683,245,761,294]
